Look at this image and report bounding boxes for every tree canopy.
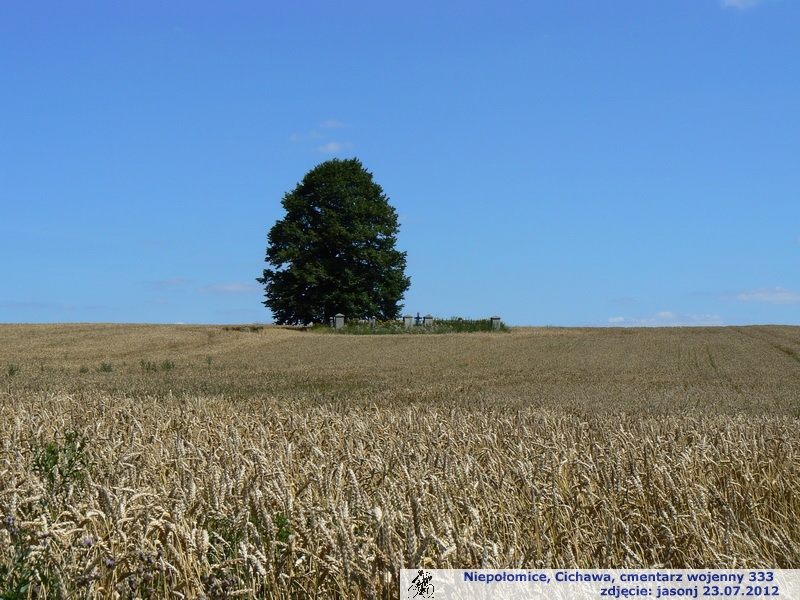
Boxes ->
[257,158,410,325]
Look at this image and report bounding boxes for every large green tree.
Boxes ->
[257,158,410,325]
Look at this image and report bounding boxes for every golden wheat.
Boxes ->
[0,325,798,598]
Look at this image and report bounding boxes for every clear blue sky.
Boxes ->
[2,1,798,326]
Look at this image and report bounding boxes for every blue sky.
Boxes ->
[2,1,798,326]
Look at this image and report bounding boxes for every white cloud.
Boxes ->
[151,277,193,289]
[199,282,260,295]
[292,120,351,152]
[291,120,346,143]
[321,119,346,128]
[607,311,723,327]
[732,287,800,304]
[397,213,420,224]
[290,130,322,143]
[611,297,636,306]
[720,0,766,9]
[318,141,342,153]
[1,301,112,312]
[318,141,351,153]
[214,307,264,318]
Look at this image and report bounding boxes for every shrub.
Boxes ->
[31,430,94,500]
[140,359,177,372]
[317,317,508,335]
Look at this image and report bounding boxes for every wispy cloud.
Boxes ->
[397,213,420,224]
[1,301,71,310]
[199,282,260,295]
[720,0,766,9]
[291,119,346,142]
[214,307,264,318]
[607,311,723,327]
[290,130,322,143]
[291,120,352,153]
[0,301,112,312]
[150,277,193,290]
[611,297,636,306]
[730,286,800,304]
[318,141,349,153]
[321,119,346,129]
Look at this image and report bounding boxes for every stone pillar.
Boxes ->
[423,314,434,327]
[491,316,502,330]
[403,315,413,329]
[334,313,345,329]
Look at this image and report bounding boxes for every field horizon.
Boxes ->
[3,322,800,415]
[1,324,798,598]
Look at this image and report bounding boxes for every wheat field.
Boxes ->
[1,324,799,599]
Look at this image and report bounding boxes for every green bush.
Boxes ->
[314,317,508,335]
[140,359,177,372]
[2,431,97,596]
[31,430,94,499]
